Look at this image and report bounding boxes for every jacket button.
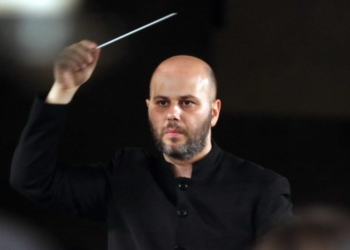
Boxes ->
[177,209,188,217]
[174,246,185,250]
[178,182,188,190]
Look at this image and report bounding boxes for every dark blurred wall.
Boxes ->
[1,0,350,249]
[214,0,350,116]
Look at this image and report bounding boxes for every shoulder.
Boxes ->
[221,151,286,186]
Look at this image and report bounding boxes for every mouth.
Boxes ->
[165,129,183,138]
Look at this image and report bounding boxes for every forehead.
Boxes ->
[150,69,210,99]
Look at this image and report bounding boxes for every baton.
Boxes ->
[96,13,177,49]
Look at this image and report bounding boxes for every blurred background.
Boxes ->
[1,0,350,249]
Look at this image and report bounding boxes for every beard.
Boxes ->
[149,112,212,160]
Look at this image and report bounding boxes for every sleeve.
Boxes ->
[254,175,293,238]
[10,96,114,220]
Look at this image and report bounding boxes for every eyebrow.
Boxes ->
[153,95,200,100]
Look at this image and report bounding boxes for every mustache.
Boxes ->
[162,121,187,134]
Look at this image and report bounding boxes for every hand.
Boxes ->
[46,40,101,104]
[54,40,100,89]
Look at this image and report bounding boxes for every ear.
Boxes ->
[146,99,150,108]
[211,99,221,127]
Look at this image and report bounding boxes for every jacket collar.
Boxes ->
[159,140,224,180]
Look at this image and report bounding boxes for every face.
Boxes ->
[147,63,220,160]
[149,108,212,160]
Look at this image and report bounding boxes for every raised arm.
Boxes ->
[10,41,110,220]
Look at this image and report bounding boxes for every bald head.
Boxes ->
[150,55,217,102]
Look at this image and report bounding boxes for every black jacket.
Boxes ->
[10,97,292,250]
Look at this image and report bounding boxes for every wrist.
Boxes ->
[45,82,80,104]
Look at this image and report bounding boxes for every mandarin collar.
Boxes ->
[159,140,224,180]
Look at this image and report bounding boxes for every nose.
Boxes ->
[167,103,181,121]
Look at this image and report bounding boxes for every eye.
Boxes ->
[182,100,194,106]
[157,100,168,106]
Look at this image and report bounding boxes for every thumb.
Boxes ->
[90,48,101,68]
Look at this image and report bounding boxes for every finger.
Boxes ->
[73,43,95,64]
[80,40,98,51]
[59,53,83,69]
[56,46,91,71]
[54,40,98,72]
[83,48,101,72]
[90,48,101,66]
[68,49,90,69]
[55,52,84,72]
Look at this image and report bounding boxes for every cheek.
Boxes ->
[148,111,163,130]
[186,110,209,126]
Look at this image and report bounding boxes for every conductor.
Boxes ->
[11,40,292,250]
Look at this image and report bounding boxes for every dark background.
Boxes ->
[1,0,350,249]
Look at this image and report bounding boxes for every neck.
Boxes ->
[163,136,212,178]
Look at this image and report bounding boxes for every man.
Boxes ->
[11,40,292,250]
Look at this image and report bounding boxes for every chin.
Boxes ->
[163,140,182,149]
[163,145,184,157]
[163,137,185,145]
